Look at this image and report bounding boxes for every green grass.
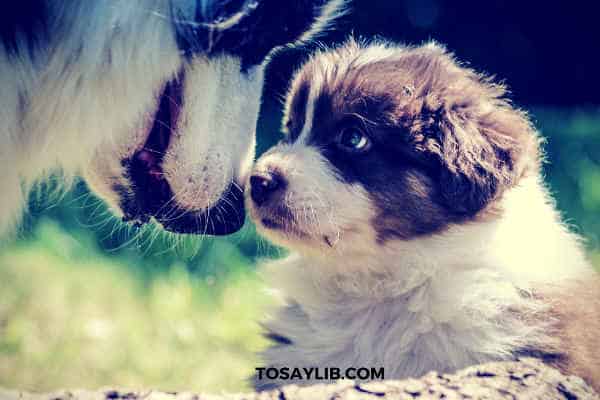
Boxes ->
[0,220,275,393]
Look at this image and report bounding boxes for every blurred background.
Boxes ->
[1,0,599,393]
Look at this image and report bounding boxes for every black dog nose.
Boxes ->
[250,171,285,206]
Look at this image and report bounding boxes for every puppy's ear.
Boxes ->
[414,47,540,216]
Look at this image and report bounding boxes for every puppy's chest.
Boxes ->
[261,263,548,382]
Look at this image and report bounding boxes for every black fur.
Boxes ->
[264,331,293,346]
[1,1,49,58]
[174,0,331,71]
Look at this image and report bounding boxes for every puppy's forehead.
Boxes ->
[285,42,462,145]
[286,53,411,143]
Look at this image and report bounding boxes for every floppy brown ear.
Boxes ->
[415,49,541,216]
[436,90,540,215]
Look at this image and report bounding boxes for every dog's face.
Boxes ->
[84,0,344,235]
[247,40,539,255]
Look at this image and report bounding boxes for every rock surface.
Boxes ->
[1,358,598,400]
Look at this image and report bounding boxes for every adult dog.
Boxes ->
[0,0,344,237]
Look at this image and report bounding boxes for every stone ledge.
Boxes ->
[1,358,598,400]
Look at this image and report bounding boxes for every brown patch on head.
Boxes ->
[283,39,541,242]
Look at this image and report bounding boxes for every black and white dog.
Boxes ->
[247,39,599,390]
[0,0,344,237]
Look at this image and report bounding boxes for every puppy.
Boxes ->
[0,0,344,238]
[246,39,600,390]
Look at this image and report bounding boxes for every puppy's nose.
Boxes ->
[250,171,285,206]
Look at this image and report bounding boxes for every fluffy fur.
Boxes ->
[246,39,599,390]
[0,0,345,237]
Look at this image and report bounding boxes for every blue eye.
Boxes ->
[339,129,370,152]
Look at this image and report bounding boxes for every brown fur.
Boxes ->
[539,277,600,391]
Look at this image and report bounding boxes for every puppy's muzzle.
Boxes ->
[250,171,287,207]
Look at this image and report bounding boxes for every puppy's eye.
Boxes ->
[338,129,371,152]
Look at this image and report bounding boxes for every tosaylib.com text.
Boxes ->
[255,366,384,381]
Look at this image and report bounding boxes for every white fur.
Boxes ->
[163,57,263,210]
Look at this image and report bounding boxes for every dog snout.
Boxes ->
[250,171,286,206]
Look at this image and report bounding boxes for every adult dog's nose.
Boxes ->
[250,171,285,206]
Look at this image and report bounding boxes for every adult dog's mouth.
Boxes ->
[120,77,245,235]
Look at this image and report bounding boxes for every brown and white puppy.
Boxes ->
[246,39,600,390]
